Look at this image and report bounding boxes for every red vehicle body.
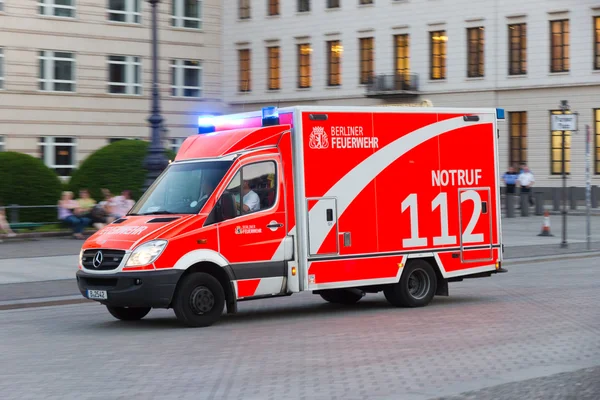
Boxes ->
[76,106,507,327]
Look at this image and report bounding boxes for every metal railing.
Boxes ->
[366,73,420,95]
[4,204,60,225]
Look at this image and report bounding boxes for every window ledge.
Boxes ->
[325,8,342,12]
[358,4,376,8]
[592,69,600,74]
[266,89,281,93]
[466,76,485,81]
[296,12,312,16]
[326,85,342,89]
[170,26,204,33]
[507,74,528,78]
[266,14,281,19]
[549,71,570,76]
[296,87,312,91]
[36,90,77,95]
[38,15,78,22]
[428,79,447,83]
[106,21,143,28]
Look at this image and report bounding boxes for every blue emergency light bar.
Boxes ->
[198,116,216,134]
[496,108,505,120]
[262,106,280,127]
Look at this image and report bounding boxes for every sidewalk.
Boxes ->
[0,214,598,286]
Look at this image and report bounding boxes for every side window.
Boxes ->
[210,161,277,224]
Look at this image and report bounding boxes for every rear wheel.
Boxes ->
[172,272,225,327]
[384,259,437,307]
[106,306,151,321]
[319,289,363,305]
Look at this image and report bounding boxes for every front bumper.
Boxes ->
[76,269,184,308]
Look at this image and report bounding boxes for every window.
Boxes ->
[268,0,278,16]
[359,0,373,4]
[550,19,569,73]
[239,0,250,19]
[359,37,374,84]
[39,0,75,18]
[108,0,141,24]
[0,48,4,90]
[297,44,312,88]
[467,27,484,77]
[508,112,527,168]
[327,40,342,86]
[38,51,75,92]
[172,0,202,29]
[215,161,277,221]
[238,49,251,92]
[107,55,142,95]
[327,0,339,8]
[298,0,310,12]
[0,136,4,152]
[38,137,76,177]
[394,34,410,78]
[594,17,600,70]
[595,109,600,174]
[430,30,447,80]
[550,110,572,175]
[0,0,3,12]
[267,46,280,90]
[171,59,202,97]
[508,23,527,75]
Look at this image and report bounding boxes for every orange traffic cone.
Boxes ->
[537,210,554,237]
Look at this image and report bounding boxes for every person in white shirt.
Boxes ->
[112,190,136,217]
[237,180,260,213]
[517,165,535,206]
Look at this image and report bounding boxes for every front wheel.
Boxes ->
[106,306,151,321]
[384,259,437,308]
[172,272,225,327]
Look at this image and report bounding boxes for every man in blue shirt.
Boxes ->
[502,166,519,195]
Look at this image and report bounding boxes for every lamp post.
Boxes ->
[143,0,169,191]
[559,100,569,248]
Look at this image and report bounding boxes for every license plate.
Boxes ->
[87,289,108,300]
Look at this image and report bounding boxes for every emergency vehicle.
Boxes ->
[76,105,507,327]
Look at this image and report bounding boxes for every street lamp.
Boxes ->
[143,0,169,191]
[559,100,569,248]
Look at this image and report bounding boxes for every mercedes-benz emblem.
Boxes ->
[93,251,104,268]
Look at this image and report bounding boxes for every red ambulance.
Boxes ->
[76,105,507,327]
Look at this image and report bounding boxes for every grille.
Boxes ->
[82,249,126,270]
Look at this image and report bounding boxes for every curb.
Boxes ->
[0,295,92,311]
[503,250,600,264]
[1,231,94,241]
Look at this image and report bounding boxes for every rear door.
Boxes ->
[459,187,493,262]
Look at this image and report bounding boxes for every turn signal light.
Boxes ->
[291,266,297,276]
[197,239,208,244]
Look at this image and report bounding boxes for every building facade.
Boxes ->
[223,0,600,189]
[0,0,224,179]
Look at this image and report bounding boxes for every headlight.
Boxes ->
[125,240,168,267]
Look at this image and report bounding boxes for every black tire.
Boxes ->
[319,289,363,305]
[383,259,437,308]
[106,306,151,321]
[172,272,225,327]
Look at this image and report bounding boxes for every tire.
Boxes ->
[319,289,363,305]
[383,259,437,308]
[172,272,225,327]
[106,306,151,321]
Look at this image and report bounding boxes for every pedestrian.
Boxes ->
[0,203,17,243]
[502,165,519,197]
[517,164,535,207]
[111,190,136,218]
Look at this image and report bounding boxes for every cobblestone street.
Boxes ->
[1,255,598,399]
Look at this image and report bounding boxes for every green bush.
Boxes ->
[68,140,176,202]
[0,152,63,223]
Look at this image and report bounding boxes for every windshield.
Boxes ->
[129,160,232,215]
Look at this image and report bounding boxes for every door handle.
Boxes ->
[267,222,284,229]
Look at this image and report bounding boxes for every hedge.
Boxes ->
[68,139,176,202]
[0,152,63,223]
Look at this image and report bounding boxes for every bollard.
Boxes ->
[592,186,598,209]
[505,194,515,218]
[534,192,544,215]
[520,192,529,216]
[552,188,561,211]
[9,204,19,224]
[569,186,577,210]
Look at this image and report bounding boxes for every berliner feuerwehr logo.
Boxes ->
[309,126,329,150]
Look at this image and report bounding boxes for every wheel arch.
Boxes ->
[171,261,238,314]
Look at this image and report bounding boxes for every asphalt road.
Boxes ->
[1,256,598,400]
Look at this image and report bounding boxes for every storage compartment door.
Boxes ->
[307,197,339,256]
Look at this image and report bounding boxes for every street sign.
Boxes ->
[551,114,577,131]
